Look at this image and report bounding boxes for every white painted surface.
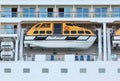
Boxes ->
[64,55,75,61]
[1,18,120,23]
[24,36,96,49]
[0,0,120,5]
[0,61,119,81]
[35,55,46,61]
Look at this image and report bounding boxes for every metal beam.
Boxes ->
[103,22,107,61]
[107,28,112,61]
[97,28,102,61]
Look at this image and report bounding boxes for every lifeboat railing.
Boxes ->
[0,11,120,18]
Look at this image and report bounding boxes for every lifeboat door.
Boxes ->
[53,23,62,35]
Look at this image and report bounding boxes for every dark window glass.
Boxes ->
[85,31,91,34]
[40,31,45,34]
[78,31,84,34]
[35,24,41,28]
[66,23,73,26]
[64,31,69,34]
[71,31,76,34]
[33,31,38,34]
[46,31,52,34]
[41,23,50,27]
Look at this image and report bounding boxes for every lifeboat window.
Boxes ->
[64,30,69,34]
[46,31,52,34]
[33,31,38,34]
[41,23,50,27]
[40,31,45,34]
[66,23,73,26]
[73,24,77,26]
[78,31,84,34]
[35,24,41,28]
[85,31,91,34]
[71,31,76,34]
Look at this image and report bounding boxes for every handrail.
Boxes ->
[0,28,17,34]
[0,11,120,18]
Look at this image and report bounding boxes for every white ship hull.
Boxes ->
[0,61,120,81]
[24,36,96,49]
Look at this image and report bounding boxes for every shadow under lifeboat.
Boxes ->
[24,22,96,49]
[112,28,120,48]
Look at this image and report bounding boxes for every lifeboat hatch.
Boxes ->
[53,23,62,35]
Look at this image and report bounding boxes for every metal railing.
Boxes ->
[0,28,17,34]
[1,12,120,18]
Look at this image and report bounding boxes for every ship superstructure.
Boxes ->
[0,0,120,81]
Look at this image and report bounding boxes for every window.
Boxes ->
[3,8,11,17]
[95,8,107,17]
[78,31,84,34]
[64,30,69,34]
[42,68,49,73]
[23,8,35,17]
[99,68,106,73]
[76,8,89,17]
[112,8,120,17]
[71,31,76,34]
[80,68,86,73]
[40,31,45,34]
[35,24,41,28]
[33,30,38,34]
[61,68,68,73]
[48,8,53,17]
[85,31,91,34]
[59,8,64,17]
[117,68,120,73]
[4,25,14,34]
[46,31,52,34]
[64,8,71,17]
[66,23,73,26]
[41,23,50,27]
[23,68,30,73]
[4,68,11,73]
[40,8,47,17]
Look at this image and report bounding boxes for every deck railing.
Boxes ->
[0,12,120,18]
[0,28,17,34]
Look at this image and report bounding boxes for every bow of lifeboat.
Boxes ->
[112,28,120,48]
[24,22,96,49]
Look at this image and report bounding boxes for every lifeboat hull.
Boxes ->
[112,35,120,48]
[24,36,96,49]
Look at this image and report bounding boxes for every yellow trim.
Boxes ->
[115,28,120,35]
[26,22,95,36]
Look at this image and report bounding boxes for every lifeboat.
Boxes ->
[112,28,120,48]
[24,22,96,49]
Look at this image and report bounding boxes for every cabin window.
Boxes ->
[85,31,91,34]
[35,24,41,28]
[46,31,52,34]
[42,68,49,73]
[41,23,50,27]
[61,68,68,73]
[95,8,107,17]
[117,68,120,73]
[23,68,30,73]
[40,31,45,34]
[80,68,87,73]
[4,68,11,73]
[66,23,73,26]
[64,30,69,34]
[33,31,38,34]
[71,31,76,34]
[98,68,106,73]
[78,31,84,34]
